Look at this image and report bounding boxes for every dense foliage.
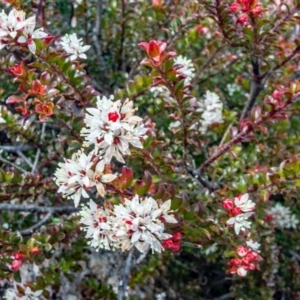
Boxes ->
[0,0,300,299]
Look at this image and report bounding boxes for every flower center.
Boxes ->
[108,111,119,122]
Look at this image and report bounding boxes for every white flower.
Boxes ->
[0,9,30,38]
[237,266,247,277]
[234,193,255,212]
[226,212,253,235]
[78,195,177,254]
[268,203,299,229]
[81,95,147,164]
[4,285,43,300]
[113,195,177,253]
[60,33,91,60]
[174,55,195,84]
[203,243,218,255]
[79,199,115,250]
[54,151,116,207]
[17,16,47,54]
[197,91,223,134]
[226,83,241,96]
[246,239,261,252]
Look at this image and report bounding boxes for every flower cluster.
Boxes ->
[54,151,117,207]
[223,193,256,235]
[0,8,47,54]
[79,195,177,253]
[197,91,223,134]
[230,0,264,26]
[266,203,299,229]
[162,232,182,252]
[60,33,91,61]
[227,241,262,277]
[4,262,44,300]
[81,95,148,164]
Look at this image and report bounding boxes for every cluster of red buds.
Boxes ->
[162,232,182,252]
[11,247,40,272]
[11,251,25,272]
[7,63,58,121]
[222,194,255,235]
[230,0,264,26]
[227,245,262,276]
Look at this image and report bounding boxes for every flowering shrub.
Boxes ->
[0,0,300,299]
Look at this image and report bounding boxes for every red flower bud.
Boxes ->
[222,199,234,210]
[13,252,24,261]
[272,90,282,100]
[237,245,249,257]
[230,207,242,216]
[31,247,40,256]
[162,239,174,249]
[11,260,22,272]
[171,243,181,252]
[230,3,240,13]
[237,13,248,25]
[172,232,182,242]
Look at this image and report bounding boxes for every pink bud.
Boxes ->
[172,232,182,242]
[162,239,174,249]
[252,4,262,16]
[13,252,24,261]
[11,260,22,272]
[171,243,181,252]
[231,258,242,266]
[230,3,240,13]
[237,245,249,257]
[222,199,234,210]
[237,13,248,25]
[272,90,282,100]
[245,251,260,261]
[230,207,242,216]
[31,247,40,256]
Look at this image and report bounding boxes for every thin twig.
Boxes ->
[187,167,220,192]
[32,123,45,173]
[118,0,126,72]
[199,91,300,172]
[0,145,34,152]
[0,156,27,173]
[239,56,263,123]
[92,0,106,69]
[118,248,134,300]
[20,211,53,236]
[17,151,34,169]
[134,249,149,265]
[0,204,79,214]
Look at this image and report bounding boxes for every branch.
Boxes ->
[0,145,34,152]
[0,156,27,173]
[239,56,263,123]
[117,0,126,72]
[31,123,45,173]
[118,248,134,300]
[92,0,106,69]
[262,46,300,80]
[199,91,300,172]
[20,211,52,236]
[260,5,300,45]
[187,167,220,192]
[0,204,79,214]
